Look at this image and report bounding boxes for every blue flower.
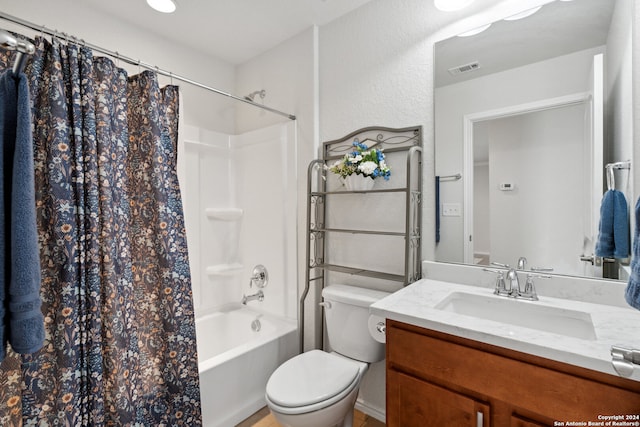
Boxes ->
[329,141,390,180]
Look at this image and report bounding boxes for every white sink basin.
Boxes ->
[435,292,597,340]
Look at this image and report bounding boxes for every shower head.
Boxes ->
[244,89,266,102]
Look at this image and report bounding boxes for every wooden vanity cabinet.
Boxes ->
[386,320,640,427]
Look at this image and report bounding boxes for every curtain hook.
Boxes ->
[137,59,141,74]
[115,51,120,67]
[169,71,173,86]
[40,24,45,39]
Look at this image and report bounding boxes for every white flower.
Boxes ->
[348,154,363,163]
[358,161,378,176]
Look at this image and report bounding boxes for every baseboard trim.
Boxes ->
[355,399,385,423]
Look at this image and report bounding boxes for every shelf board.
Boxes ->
[310,188,411,196]
[312,263,404,282]
[311,227,405,237]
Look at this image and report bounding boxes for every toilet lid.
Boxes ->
[266,350,360,408]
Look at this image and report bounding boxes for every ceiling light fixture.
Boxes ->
[503,6,543,21]
[457,23,491,37]
[434,0,475,12]
[146,0,177,13]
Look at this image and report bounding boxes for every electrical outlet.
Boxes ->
[442,203,461,217]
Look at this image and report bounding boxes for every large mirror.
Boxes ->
[434,0,633,280]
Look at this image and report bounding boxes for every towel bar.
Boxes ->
[605,160,631,190]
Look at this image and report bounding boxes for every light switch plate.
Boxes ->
[442,203,461,217]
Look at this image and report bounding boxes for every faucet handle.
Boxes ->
[531,266,554,273]
[490,262,510,269]
[483,268,508,295]
[521,273,551,301]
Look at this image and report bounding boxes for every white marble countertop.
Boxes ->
[370,278,640,382]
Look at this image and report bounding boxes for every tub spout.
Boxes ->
[242,290,264,305]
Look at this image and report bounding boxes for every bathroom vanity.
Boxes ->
[371,278,640,426]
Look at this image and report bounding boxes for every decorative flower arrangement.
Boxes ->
[329,141,391,180]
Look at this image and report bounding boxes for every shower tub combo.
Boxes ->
[196,305,297,427]
[184,122,299,426]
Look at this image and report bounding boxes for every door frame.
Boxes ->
[462,92,591,264]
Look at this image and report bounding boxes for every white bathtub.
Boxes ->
[196,306,298,427]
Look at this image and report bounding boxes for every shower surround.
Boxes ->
[181,121,299,425]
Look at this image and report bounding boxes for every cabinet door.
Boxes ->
[511,414,550,427]
[387,370,490,427]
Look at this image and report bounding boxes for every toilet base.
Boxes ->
[266,381,360,427]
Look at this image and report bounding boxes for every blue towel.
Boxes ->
[595,189,630,259]
[626,197,640,310]
[0,70,44,361]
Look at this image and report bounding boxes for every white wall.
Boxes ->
[607,0,634,225]
[488,105,587,274]
[235,26,318,335]
[318,0,438,269]
[473,161,490,259]
[182,123,297,320]
[435,47,603,263]
[233,123,298,320]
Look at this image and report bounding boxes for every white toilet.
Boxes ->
[265,284,389,427]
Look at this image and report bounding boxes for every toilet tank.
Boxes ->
[322,284,390,363]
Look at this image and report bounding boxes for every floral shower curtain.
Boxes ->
[0,36,201,425]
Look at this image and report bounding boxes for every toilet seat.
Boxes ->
[265,350,365,415]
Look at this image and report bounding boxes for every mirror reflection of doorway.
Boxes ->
[472,102,590,275]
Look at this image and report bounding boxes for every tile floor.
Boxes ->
[236,406,385,427]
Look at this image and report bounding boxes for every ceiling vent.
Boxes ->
[448,61,481,76]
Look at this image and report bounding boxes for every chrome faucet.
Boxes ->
[505,268,520,297]
[241,290,264,305]
[486,260,550,301]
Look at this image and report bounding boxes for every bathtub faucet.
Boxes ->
[242,290,264,305]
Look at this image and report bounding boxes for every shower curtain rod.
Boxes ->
[0,11,297,121]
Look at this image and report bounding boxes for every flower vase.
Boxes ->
[343,174,375,191]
